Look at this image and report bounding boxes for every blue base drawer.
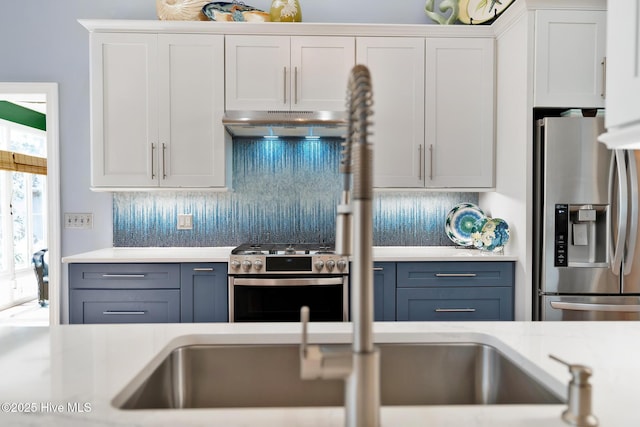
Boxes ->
[69,263,180,290]
[397,287,513,321]
[70,289,180,324]
[397,262,514,288]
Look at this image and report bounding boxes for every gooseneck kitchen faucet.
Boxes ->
[300,64,380,427]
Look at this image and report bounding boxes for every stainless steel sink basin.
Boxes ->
[115,342,563,409]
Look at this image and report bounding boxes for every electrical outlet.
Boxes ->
[177,214,193,230]
[64,213,93,229]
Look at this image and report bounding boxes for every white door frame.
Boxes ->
[0,82,60,326]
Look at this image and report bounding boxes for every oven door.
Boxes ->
[229,276,348,322]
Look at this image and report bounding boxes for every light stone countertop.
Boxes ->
[0,321,638,426]
[61,246,518,263]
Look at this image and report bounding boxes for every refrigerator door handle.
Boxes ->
[623,150,638,276]
[550,301,640,312]
[609,149,628,275]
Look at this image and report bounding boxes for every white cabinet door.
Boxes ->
[534,10,606,108]
[291,37,355,111]
[226,35,354,112]
[604,0,640,130]
[158,34,226,187]
[91,33,226,188]
[91,33,158,187]
[356,37,425,188]
[425,38,494,188]
[225,35,290,111]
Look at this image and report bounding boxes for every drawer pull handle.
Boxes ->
[434,273,477,277]
[373,267,384,271]
[102,310,146,315]
[193,268,214,272]
[434,308,476,313]
[418,144,423,180]
[151,143,156,179]
[283,67,287,104]
[294,66,298,104]
[428,144,433,180]
[162,143,167,179]
[101,274,146,278]
[601,57,606,98]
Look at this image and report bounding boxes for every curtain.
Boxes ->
[0,149,47,175]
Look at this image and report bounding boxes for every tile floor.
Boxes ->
[0,300,49,326]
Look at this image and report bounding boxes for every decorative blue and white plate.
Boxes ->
[471,217,488,249]
[479,218,510,252]
[445,203,486,246]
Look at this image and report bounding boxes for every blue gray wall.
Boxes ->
[114,138,477,247]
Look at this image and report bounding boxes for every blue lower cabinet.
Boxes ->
[374,262,396,321]
[180,263,228,322]
[69,263,181,324]
[396,287,513,321]
[395,261,515,321]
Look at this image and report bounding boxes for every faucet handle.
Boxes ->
[549,354,598,427]
[300,306,311,356]
[299,306,352,380]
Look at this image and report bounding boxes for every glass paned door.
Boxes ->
[0,118,47,308]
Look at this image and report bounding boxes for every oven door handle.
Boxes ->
[232,277,345,286]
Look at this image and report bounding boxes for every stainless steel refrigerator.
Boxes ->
[534,116,640,320]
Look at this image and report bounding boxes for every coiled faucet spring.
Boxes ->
[341,65,374,181]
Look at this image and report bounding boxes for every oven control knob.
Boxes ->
[231,260,241,270]
[253,260,263,271]
[337,259,347,271]
[314,260,325,271]
[241,259,252,272]
[326,259,336,272]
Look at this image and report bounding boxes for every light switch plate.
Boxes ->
[64,213,93,229]
[177,214,193,230]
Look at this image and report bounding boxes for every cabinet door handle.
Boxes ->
[373,267,384,271]
[435,308,476,313]
[193,268,214,272]
[101,274,146,278]
[601,57,606,98]
[429,144,434,180]
[283,66,287,104]
[434,273,477,277]
[418,144,423,180]
[294,66,298,104]
[162,143,167,179]
[151,143,156,179]
[102,310,147,315]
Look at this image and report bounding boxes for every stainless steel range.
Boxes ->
[228,243,350,322]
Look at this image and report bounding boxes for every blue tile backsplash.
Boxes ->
[113,138,478,247]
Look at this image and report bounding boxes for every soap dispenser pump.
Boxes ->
[550,354,598,426]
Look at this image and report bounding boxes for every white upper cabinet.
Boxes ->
[425,38,494,188]
[158,35,227,188]
[90,33,158,187]
[356,37,425,188]
[534,10,606,108]
[357,36,494,189]
[90,33,227,188]
[225,35,355,111]
[603,0,640,131]
[598,0,640,149]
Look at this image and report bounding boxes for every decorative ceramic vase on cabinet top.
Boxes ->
[269,0,302,22]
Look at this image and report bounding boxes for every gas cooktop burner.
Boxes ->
[231,243,335,256]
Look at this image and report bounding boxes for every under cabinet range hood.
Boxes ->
[222,110,347,138]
